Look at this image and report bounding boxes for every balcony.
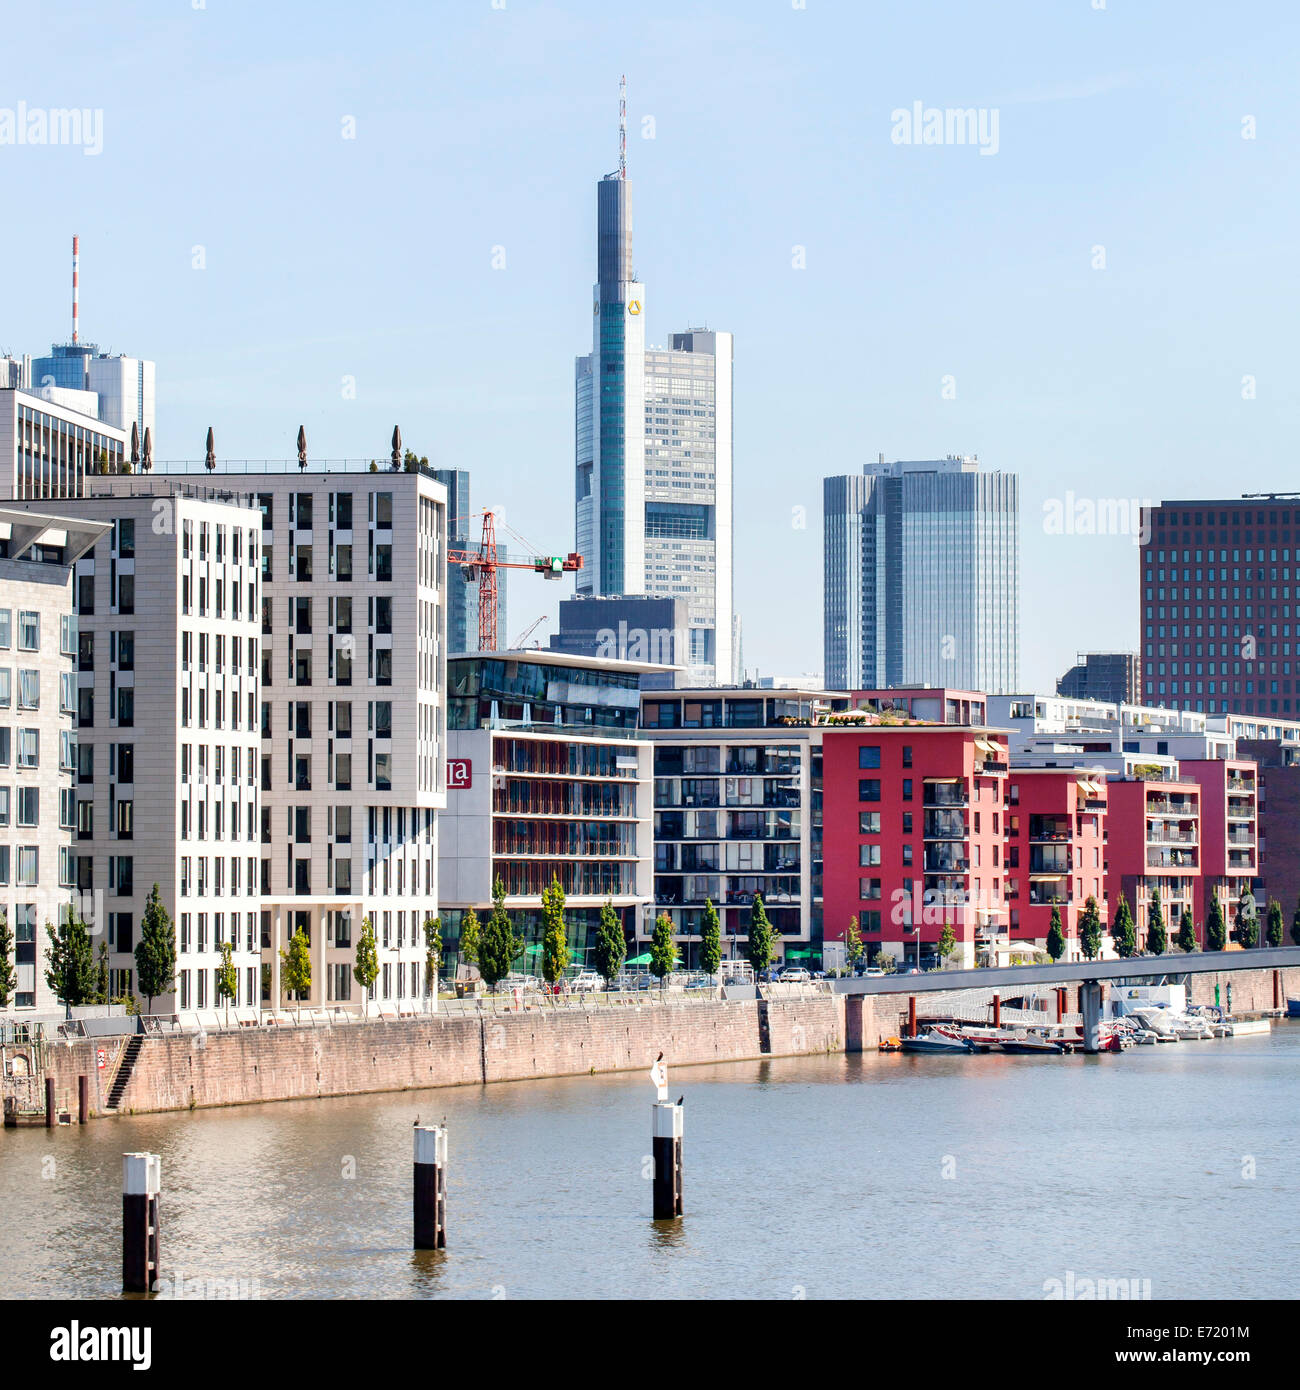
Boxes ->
[1028,852,1072,875]
[923,849,970,873]
[1146,827,1197,845]
[1226,828,1255,846]
[923,810,967,840]
[1146,850,1198,870]
[1146,797,1197,818]
[1226,777,1254,793]
[923,785,968,808]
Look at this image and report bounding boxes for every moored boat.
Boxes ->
[901,1028,974,1054]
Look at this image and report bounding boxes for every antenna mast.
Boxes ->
[72,235,80,344]
[619,74,627,179]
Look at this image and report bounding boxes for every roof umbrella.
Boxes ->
[297,425,308,472]
[142,427,152,473]
[391,425,402,470]
[130,421,140,471]
[205,427,215,472]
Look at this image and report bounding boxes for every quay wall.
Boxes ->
[25,994,845,1119]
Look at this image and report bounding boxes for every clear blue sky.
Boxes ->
[5,0,1299,689]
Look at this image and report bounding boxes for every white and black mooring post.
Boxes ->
[413,1124,448,1249]
[122,1152,161,1293]
[650,1057,683,1219]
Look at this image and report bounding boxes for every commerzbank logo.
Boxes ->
[627,300,641,315]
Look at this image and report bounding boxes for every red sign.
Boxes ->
[96,1047,107,1071]
[447,758,472,790]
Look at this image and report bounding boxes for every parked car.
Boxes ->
[778,967,811,983]
[861,967,886,978]
[571,971,604,992]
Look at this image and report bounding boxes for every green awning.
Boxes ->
[625,953,653,966]
[784,948,812,958]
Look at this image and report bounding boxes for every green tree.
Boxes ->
[1176,909,1198,954]
[95,940,111,1004]
[539,875,570,985]
[1045,906,1065,962]
[0,912,15,1008]
[1112,896,1137,959]
[216,940,238,1024]
[423,916,442,999]
[44,903,97,1017]
[649,912,678,982]
[1265,898,1284,949]
[699,898,722,979]
[459,906,481,974]
[1146,889,1167,955]
[281,926,312,1018]
[477,876,523,990]
[846,915,866,975]
[745,894,778,977]
[1078,896,1103,961]
[1205,894,1227,951]
[1234,887,1259,948]
[592,899,626,987]
[135,883,177,1016]
[871,949,896,973]
[354,916,379,1016]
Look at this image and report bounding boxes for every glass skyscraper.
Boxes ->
[823,456,1019,693]
[574,171,735,685]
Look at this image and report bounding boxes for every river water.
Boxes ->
[5,1023,1298,1300]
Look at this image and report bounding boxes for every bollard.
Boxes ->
[1274,971,1281,1011]
[1080,982,1103,1055]
[78,1075,89,1124]
[652,1102,684,1219]
[1056,988,1066,1024]
[45,1076,56,1128]
[122,1152,161,1293]
[413,1124,447,1250]
[992,994,1001,1028]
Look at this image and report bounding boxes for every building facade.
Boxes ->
[823,456,1019,694]
[29,345,156,444]
[1056,651,1141,704]
[429,466,506,653]
[0,388,128,501]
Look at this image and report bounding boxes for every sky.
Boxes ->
[4,0,1300,690]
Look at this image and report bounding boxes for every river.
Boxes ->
[5,1023,1298,1300]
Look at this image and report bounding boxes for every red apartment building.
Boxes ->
[1004,768,1109,957]
[1105,777,1201,947]
[848,687,989,726]
[821,724,1009,968]
[1179,759,1259,933]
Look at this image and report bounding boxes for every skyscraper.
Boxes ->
[823,455,1019,693]
[574,90,735,686]
[430,467,506,653]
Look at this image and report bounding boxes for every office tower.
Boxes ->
[0,507,109,1016]
[429,467,506,652]
[0,387,129,499]
[550,593,688,689]
[823,455,1019,694]
[574,99,735,687]
[1056,651,1141,704]
[1139,495,1300,716]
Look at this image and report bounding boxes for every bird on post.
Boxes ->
[205,427,215,473]
[297,425,307,473]
[391,425,402,471]
[676,1096,684,1107]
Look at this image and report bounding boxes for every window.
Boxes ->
[61,614,77,655]
[374,752,392,790]
[117,632,135,670]
[17,729,38,768]
[0,610,10,647]
[116,799,134,839]
[296,544,313,581]
[17,787,38,826]
[18,612,39,651]
[117,575,134,614]
[375,492,393,528]
[0,788,9,826]
[859,843,881,866]
[336,544,352,581]
[0,668,10,707]
[858,778,881,802]
[373,702,392,737]
[17,847,38,886]
[336,493,353,529]
[859,811,880,834]
[116,688,134,726]
[117,518,135,557]
[17,669,38,709]
[859,746,881,769]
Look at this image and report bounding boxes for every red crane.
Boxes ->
[447,510,583,651]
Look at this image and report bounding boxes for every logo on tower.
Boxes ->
[627,300,641,315]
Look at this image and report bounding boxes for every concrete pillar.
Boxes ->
[78,1074,89,1124]
[652,1102,684,1219]
[122,1152,161,1293]
[313,906,326,1011]
[844,994,865,1053]
[413,1124,447,1249]
[1081,981,1103,1054]
[45,1076,56,1127]
[270,906,282,1013]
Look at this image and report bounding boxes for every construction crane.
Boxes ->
[447,511,583,651]
[510,615,549,649]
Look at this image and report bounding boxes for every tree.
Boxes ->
[649,912,678,982]
[477,876,523,991]
[846,915,866,975]
[699,898,722,979]
[0,912,15,1008]
[281,926,312,1019]
[354,917,379,1016]
[1079,896,1103,961]
[539,875,570,985]
[1176,909,1198,954]
[216,940,238,1024]
[459,906,481,974]
[1205,894,1227,951]
[1111,896,1137,959]
[44,903,97,1018]
[745,894,778,977]
[423,916,442,999]
[1045,906,1065,962]
[95,940,111,1004]
[1146,889,1167,955]
[1233,887,1259,948]
[592,899,626,987]
[135,883,177,1016]
[871,949,896,973]
[936,920,957,967]
[1265,898,1284,949]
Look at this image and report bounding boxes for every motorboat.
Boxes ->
[901,1027,974,1054]
[1287,998,1300,1018]
[1127,1007,1181,1041]
[997,1032,1065,1055]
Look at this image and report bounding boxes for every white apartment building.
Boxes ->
[0,388,128,501]
[0,508,109,1015]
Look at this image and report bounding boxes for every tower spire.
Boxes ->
[72,234,80,344]
[619,74,626,179]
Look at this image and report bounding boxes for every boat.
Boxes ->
[1287,999,1300,1018]
[901,1028,974,1054]
[997,1033,1064,1055]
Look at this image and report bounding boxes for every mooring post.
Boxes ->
[413,1123,447,1249]
[1056,988,1066,1023]
[44,1076,56,1127]
[908,996,917,1038]
[652,1102,684,1219]
[992,994,1001,1028]
[122,1152,161,1293]
[78,1074,89,1124]
[1274,970,1281,1011]
[1080,982,1103,1055]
